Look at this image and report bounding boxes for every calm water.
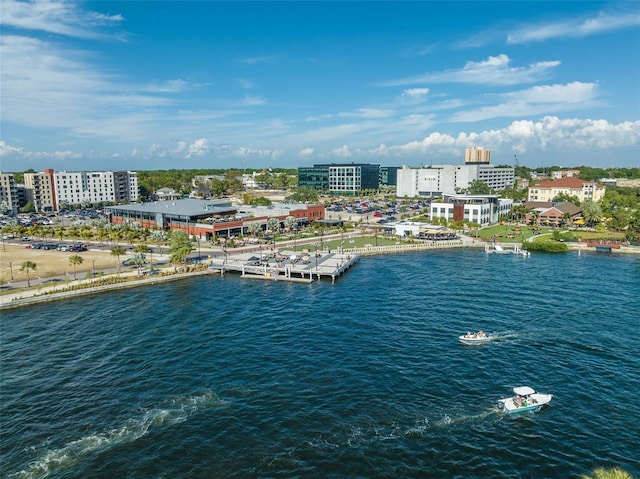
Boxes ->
[1,249,639,478]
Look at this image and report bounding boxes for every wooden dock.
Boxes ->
[209,250,360,283]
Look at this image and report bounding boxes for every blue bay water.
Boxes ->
[1,249,639,478]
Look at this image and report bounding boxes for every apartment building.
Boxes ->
[464,147,491,164]
[24,169,57,212]
[24,169,139,212]
[0,172,21,215]
[527,178,605,203]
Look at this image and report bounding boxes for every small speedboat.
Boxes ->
[497,386,553,414]
[459,331,491,345]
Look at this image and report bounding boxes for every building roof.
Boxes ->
[106,198,235,217]
[534,178,601,189]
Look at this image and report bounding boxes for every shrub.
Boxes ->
[524,241,569,253]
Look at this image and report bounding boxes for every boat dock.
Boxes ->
[485,242,530,256]
[209,250,360,283]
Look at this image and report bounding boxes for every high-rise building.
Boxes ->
[24,169,57,212]
[0,172,20,215]
[464,147,491,164]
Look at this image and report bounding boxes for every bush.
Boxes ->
[524,241,569,253]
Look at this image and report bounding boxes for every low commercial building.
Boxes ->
[106,198,325,241]
[430,194,513,226]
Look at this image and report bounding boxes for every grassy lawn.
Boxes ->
[478,224,628,243]
[477,224,546,242]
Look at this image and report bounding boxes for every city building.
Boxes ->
[523,201,582,227]
[379,166,399,187]
[106,198,325,241]
[527,178,606,203]
[24,169,57,212]
[24,168,139,212]
[396,163,514,198]
[0,173,21,215]
[464,147,491,164]
[430,194,513,226]
[298,163,380,194]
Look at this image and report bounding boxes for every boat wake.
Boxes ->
[10,390,228,479]
[303,409,498,452]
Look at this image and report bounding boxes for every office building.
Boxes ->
[298,163,380,194]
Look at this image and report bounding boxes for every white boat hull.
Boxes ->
[498,393,553,414]
[459,335,492,345]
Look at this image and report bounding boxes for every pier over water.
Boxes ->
[209,250,359,283]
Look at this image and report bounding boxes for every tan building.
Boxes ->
[527,178,605,203]
[24,168,57,212]
[464,147,491,164]
[0,172,20,215]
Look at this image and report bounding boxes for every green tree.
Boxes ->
[21,201,36,214]
[553,192,581,206]
[286,187,319,203]
[111,246,126,273]
[466,180,491,195]
[168,230,193,269]
[580,467,633,479]
[247,222,262,238]
[133,244,150,275]
[581,199,603,226]
[20,261,37,287]
[68,255,84,280]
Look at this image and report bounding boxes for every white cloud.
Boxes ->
[242,95,267,106]
[0,0,124,39]
[398,88,429,104]
[370,117,640,161]
[240,55,278,65]
[451,82,599,122]
[382,54,560,87]
[508,10,640,43]
[187,138,209,158]
[332,145,352,158]
[297,148,314,159]
[2,116,638,169]
[338,108,394,119]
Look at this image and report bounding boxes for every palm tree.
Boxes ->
[133,244,149,275]
[111,246,126,273]
[68,255,84,280]
[20,261,37,287]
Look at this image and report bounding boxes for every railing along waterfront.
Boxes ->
[343,240,465,256]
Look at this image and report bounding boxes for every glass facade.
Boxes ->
[298,163,380,194]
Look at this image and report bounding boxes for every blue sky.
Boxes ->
[1,1,639,172]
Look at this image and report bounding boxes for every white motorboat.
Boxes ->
[497,386,553,414]
[459,331,491,345]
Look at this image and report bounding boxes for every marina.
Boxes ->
[210,249,360,283]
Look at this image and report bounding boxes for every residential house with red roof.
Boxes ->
[527,178,605,203]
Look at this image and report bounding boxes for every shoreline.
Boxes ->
[2,240,639,311]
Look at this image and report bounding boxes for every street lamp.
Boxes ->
[9,261,13,281]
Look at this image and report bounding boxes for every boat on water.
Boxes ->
[497,386,553,414]
[459,331,491,345]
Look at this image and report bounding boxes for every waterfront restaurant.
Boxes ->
[106,199,325,241]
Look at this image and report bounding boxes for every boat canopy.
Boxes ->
[513,386,536,396]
